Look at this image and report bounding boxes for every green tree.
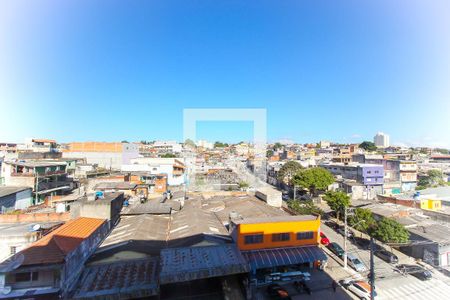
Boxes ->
[359,141,377,152]
[121,140,129,143]
[273,142,283,151]
[184,139,196,147]
[238,181,249,189]
[288,200,324,216]
[323,190,350,220]
[277,161,303,185]
[266,149,274,158]
[348,208,375,233]
[214,141,229,148]
[371,217,410,243]
[291,167,334,195]
[160,153,177,158]
[427,169,445,186]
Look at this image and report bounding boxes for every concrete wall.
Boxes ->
[0,212,70,223]
[63,151,123,170]
[0,232,39,263]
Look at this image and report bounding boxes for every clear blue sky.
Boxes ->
[1,1,449,147]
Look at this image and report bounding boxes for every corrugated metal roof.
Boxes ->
[159,244,249,284]
[242,246,327,270]
[74,257,159,299]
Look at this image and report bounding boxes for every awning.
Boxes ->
[242,246,327,270]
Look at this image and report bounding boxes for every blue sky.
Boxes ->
[1,1,449,147]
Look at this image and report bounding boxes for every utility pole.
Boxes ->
[369,236,375,300]
[293,186,297,200]
[343,206,348,269]
[34,171,39,205]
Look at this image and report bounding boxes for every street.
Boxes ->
[321,220,450,299]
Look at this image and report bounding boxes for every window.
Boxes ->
[244,234,263,244]
[15,272,38,282]
[367,171,371,174]
[272,232,290,242]
[296,231,314,240]
[10,246,16,255]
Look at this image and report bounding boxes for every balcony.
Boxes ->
[11,172,34,177]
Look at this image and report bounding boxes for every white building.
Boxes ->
[196,140,214,150]
[374,132,390,148]
[17,138,58,153]
[153,141,182,153]
[122,157,186,186]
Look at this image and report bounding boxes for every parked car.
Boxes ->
[397,264,432,281]
[347,253,368,272]
[324,220,339,230]
[320,232,330,246]
[267,284,291,299]
[375,249,398,264]
[340,279,377,300]
[327,242,345,258]
[337,226,354,238]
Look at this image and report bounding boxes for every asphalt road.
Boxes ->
[321,220,450,299]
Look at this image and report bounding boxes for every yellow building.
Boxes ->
[420,199,442,211]
[230,215,321,251]
[229,215,327,285]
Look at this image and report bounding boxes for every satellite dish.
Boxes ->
[32,224,41,231]
[0,286,12,295]
[0,254,24,272]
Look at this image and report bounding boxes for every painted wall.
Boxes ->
[233,218,320,251]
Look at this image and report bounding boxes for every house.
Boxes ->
[0,187,33,213]
[123,157,186,186]
[0,217,108,299]
[383,160,417,192]
[0,222,63,264]
[17,139,58,153]
[322,162,384,199]
[1,160,75,204]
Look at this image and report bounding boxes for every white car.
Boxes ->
[341,280,377,300]
[347,253,368,272]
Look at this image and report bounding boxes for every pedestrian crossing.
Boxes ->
[378,278,450,300]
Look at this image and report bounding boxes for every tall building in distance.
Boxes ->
[374,132,390,148]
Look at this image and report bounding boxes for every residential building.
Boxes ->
[0,187,33,213]
[152,141,182,154]
[383,160,418,192]
[62,142,139,170]
[196,140,214,150]
[322,163,384,198]
[0,222,62,264]
[1,160,74,204]
[122,157,186,186]
[0,217,108,299]
[17,139,58,153]
[374,132,390,148]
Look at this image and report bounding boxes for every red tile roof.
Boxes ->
[20,217,106,266]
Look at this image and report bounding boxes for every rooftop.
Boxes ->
[74,257,159,299]
[0,186,31,198]
[94,182,137,190]
[96,214,169,255]
[15,217,105,266]
[231,214,318,225]
[4,160,67,168]
[203,195,288,223]
[159,244,249,284]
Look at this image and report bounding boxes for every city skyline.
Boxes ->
[1,1,449,147]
